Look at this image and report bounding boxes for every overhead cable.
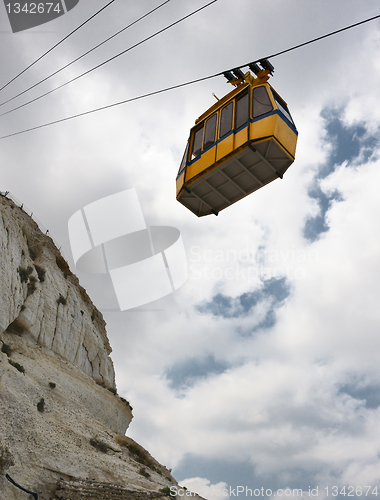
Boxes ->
[0,0,116,93]
[0,0,172,109]
[0,75,217,139]
[0,0,218,118]
[1,11,379,140]
[265,12,380,61]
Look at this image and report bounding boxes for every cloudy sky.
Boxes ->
[1,0,380,498]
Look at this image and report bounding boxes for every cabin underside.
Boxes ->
[177,137,294,217]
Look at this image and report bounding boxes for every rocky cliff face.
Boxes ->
[0,194,192,500]
[0,194,115,390]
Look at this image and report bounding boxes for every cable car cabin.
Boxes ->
[176,64,298,217]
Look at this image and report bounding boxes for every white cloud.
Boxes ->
[179,478,230,500]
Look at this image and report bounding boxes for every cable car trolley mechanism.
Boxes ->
[176,59,298,217]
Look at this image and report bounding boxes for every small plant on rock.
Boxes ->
[160,487,175,497]
[34,264,46,282]
[56,294,67,306]
[8,359,25,373]
[37,398,45,412]
[90,438,109,454]
[1,342,12,356]
[139,467,151,479]
[18,266,33,283]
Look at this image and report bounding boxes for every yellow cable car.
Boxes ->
[176,60,298,217]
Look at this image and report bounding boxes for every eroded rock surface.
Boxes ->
[0,194,114,389]
[0,195,194,500]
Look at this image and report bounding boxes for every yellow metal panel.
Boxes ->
[250,115,276,142]
[186,146,216,181]
[234,127,248,149]
[196,83,250,124]
[176,171,185,196]
[216,134,234,161]
[273,116,297,158]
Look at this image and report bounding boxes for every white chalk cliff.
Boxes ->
[0,194,194,500]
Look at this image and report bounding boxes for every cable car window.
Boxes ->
[252,86,273,118]
[203,114,217,149]
[272,90,294,125]
[235,92,249,129]
[219,102,233,138]
[191,125,204,160]
[178,142,189,175]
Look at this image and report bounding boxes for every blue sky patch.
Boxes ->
[322,109,365,169]
[197,277,291,320]
[338,383,380,409]
[303,108,378,242]
[303,186,343,241]
[165,355,230,391]
[196,278,291,336]
[322,109,378,168]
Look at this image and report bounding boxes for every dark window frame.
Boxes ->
[190,124,204,160]
[219,101,234,139]
[203,113,218,149]
[177,141,189,176]
[272,89,295,126]
[235,91,249,130]
[252,86,273,118]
